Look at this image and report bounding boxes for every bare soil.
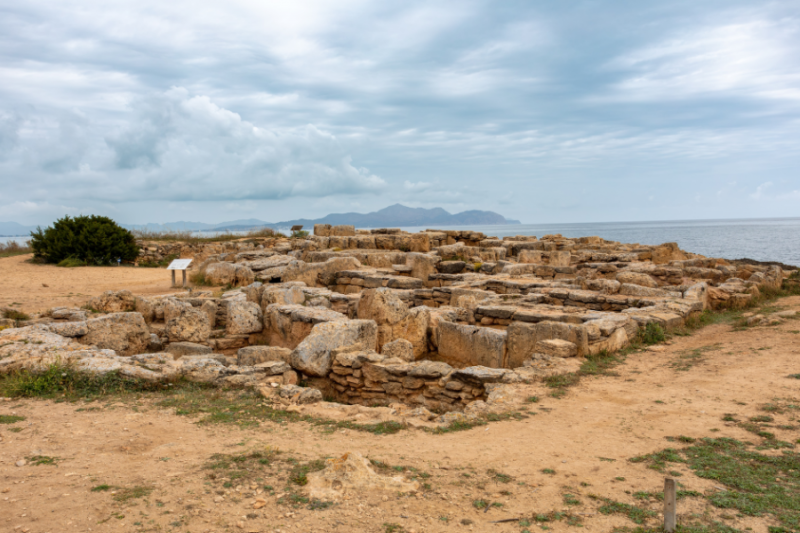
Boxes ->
[1,260,799,533]
[0,255,181,312]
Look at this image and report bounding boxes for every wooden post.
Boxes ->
[171,270,176,287]
[182,269,187,287]
[664,477,677,532]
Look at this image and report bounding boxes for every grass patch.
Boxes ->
[2,309,30,321]
[0,241,32,258]
[0,364,175,399]
[27,455,58,466]
[542,348,626,399]
[112,486,152,503]
[670,344,722,371]
[594,497,657,524]
[0,414,25,424]
[628,438,800,531]
[639,323,666,345]
[92,484,112,492]
[204,449,333,510]
[132,228,285,244]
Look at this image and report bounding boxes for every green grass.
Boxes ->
[639,323,666,345]
[27,455,58,466]
[205,448,332,509]
[91,484,112,492]
[472,499,489,509]
[670,344,722,371]
[57,257,87,268]
[628,438,800,531]
[0,414,25,424]
[2,309,29,321]
[112,486,152,503]
[594,497,657,524]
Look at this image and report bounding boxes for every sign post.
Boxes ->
[166,259,193,288]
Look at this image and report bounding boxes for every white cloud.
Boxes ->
[604,20,800,101]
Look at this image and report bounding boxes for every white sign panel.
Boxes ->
[166,259,193,270]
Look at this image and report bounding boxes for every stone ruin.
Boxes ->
[0,225,792,423]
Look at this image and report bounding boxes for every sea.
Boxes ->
[3,217,799,267]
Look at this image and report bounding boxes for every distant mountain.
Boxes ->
[0,221,38,236]
[8,205,519,237]
[208,204,520,231]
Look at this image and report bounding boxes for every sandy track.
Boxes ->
[2,298,799,532]
[0,255,182,312]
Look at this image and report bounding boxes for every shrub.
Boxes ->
[291,230,309,239]
[30,215,139,266]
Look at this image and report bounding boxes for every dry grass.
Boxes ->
[132,228,286,244]
[0,240,32,258]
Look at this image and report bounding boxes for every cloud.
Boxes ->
[1,0,799,225]
[750,181,773,200]
[4,88,387,203]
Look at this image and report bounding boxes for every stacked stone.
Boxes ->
[327,350,498,411]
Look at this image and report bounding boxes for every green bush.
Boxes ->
[30,215,139,266]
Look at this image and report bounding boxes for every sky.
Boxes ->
[1,0,799,226]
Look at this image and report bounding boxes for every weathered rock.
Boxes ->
[203,262,255,286]
[47,321,88,337]
[290,320,378,376]
[165,341,212,358]
[200,300,217,329]
[437,321,507,368]
[452,366,508,383]
[438,261,466,274]
[282,257,361,287]
[263,304,348,349]
[226,301,263,335]
[616,271,659,288]
[381,338,414,362]
[537,339,577,358]
[77,313,150,356]
[406,253,440,281]
[50,307,89,321]
[305,452,418,501]
[166,306,211,344]
[88,290,136,313]
[237,345,292,366]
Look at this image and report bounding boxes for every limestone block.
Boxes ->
[203,262,255,287]
[282,257,361,287]
[237,345,292,366]
[549,251,571,267]
[616,271,659,288]
[290,319,378,377]
[78,312,150,356]
[165,341,212,358]
[47,321,88,337]
[537,339,577,358]
[88,290,136,313]
[381,338,413,362]
[437,321,507,368]
[166,306,211,344]
[314,224,332,237]
[518,250,542,264]
[331,225,356,237]
[226,301,263,335]
[406,252,440,282]
[200,300,217,329]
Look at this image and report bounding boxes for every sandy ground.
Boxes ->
[2,295,799,533]
[0,255,181,312]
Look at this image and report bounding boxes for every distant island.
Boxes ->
[1,205,520,237]
[125,204,521,233]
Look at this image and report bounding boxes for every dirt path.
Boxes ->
[2,299,799,532]
[0,255,181,313]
